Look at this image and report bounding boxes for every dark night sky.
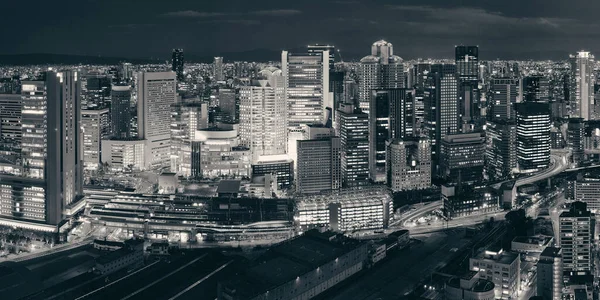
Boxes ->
[3,0,600,60]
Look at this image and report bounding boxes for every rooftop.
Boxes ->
[217,180,241,194]
[540,246,562,258]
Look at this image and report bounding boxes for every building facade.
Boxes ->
[81,108,110,171]
[296,137,341,194]
[338,104,369,188]
[515,102,551,173]
[386,138,431,192]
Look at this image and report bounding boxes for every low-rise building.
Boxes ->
[469,247,520,299]
[511,235,553,254]
[94,238,144,275]
[93,239,125,251]
[445,271,495,300]
[442,185,500,218]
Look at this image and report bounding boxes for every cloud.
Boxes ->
[331,0,360,4]
[162,10,225,18]
[163,9,301,18]
[198,19,261,25]
[108,24,156,30]
[250,9,302,16]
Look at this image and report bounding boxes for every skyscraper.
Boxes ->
[137,71,177,169]
[296,137,341,194]
[338,103,369,187]
[491,78,518,120]
[440,133,485,184]
[369,89,414,182]
[8,71,83,226]
[218,88,238,123]
[282,50,329,128]
[172,48,184,81]
[358,40,405,115]
[424,64,459,171]
[537,247,563,300]
[567,118,585,165]
[214,56,224,81]
[239,68,287,162]
[110,85,132,139]
[559,201,594,273]
[0,94,22,143]
[485,120,517,181]
[455,46,479,82]
[170,102,208,176]
[522,75,550,103]
[307,44,335,70]
[570,51,595,120]
[386,138,431,191]
[81,108,110,171]
[515,102,551,173]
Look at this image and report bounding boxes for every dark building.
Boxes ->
[485,120,517,181]
[110,85,132,139]
[559,201,595,273]
[491,78,518,120]
[455,46,479,82]
[522,75,550,103]
[338,103,369,187]
[85,75,111,109]
[425,64,459,172]
[297,137,341,194]
[459,81,481,132]
[252,157,294,189]
[172,48,184,81]
[537,247,562,300]
[515,102,551,173]
[442,185,499,218]
[217,230,368,300]
[440,133,485,184]
[218,88,238,123]
[307,44,336,70]
[369,89,414,182]
[567,118,585,165]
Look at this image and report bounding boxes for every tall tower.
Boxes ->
[20,71,83,225]
[110,85,132,139]
[522,75,550,103]
[455,46,479,81]
[491,78,518,120]
[239,68,287,162]
[570,51,595,120]
[171,49,184,81]
[281,50,329,128]
[338,103,369,187]
[559,201,594,273]
[137,71,177,169]
[515,102,551,173]
[358,40,405,115]
[213,56,224,81]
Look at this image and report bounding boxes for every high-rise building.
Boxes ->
[81,108,110,171]
[455,46,479,82]
[424,64,459,171]
[440,133,485,184]
[2,71,83,227]
[296,137,341,194]
[522,75,550,103]
[559,201,595,273]
[568,118,585,165]
[110,85,132,139]
[218,88,238,123]
[137,71,177,169]
[0,94,22,143]
[570,51,595,120]
[282,50,329,128]
[485,120,517,181]
[338,103,369,187]
[411,63,431,132]
[239,68,287,162]
[195,126,250,178]
[537,247,563,300]
[358,40,404,115]
[491,78,518,120]
[515,102,551,173]
[307,44,335,70]
[170,102,208,176]
[171,49,184,82]
[84,75,111,109]
[458,81,481,132]
[386,138,431,191]
[214,56,224,82]
[369,89,414,182]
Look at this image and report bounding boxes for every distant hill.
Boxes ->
[0,54,161,66]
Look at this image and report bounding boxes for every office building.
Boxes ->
[213,56,224,81]
[491,78,518,120]
[424,64,459,171]
[251,155,294,189]
[195,126,250,179]
[101,139,146,171]
[358,40,404,115]
[170,102,208,176]
[455,46,479,82]
[217,230,368,300]
[218,88,238,123]
[307,44,336,70]
[574,175,600,212]
[458,81,481,132]
[440,133,485,184]
[442,185,499,218]
[568,118,585,166]
[110,85,132,139]
[386,138,431,192]
[522,75,550,103]
[445,272,495,300]
[296,137,341,194]
[81,108,110,171]
[537,247,563,300]
[338,104,369,187]
[0,94,22,143]
[137,71,177,169]
[559,201,594,273]
[1,71,83,228]
[239,68,287,162]
[469,247,520,299]
[282,50,329,128]
[570,51,595,120]
[369,89,414,182]
[515,102,551,173]
[485,120,517,181]
[171,48,184,81]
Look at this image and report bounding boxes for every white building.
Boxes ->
[469,247,520,299]
[101,139,146,171]
[570,51,595,120]
[82,108,110,171]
